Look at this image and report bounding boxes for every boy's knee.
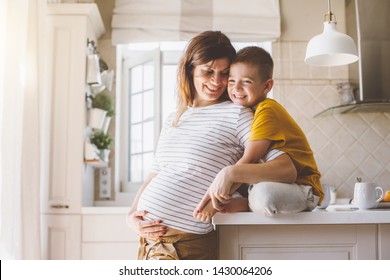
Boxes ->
[248,183,278,216]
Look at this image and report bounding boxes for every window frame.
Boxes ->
[120,49,161,192]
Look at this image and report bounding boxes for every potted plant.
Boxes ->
[88,90,114,129]
[90,131,113,162]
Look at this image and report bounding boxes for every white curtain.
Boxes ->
[112,0,281,44]
[0,0,43,259]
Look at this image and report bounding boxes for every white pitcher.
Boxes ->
[353,182,384,209]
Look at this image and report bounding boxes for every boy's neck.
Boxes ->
[251,97,267,111]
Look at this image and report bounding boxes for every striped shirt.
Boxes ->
[137,101,279,234]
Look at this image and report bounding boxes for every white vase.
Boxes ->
[102,116,111,133]
[99,149,110,163]
[86,53,102,84]
[88,108,107,129]
[101,69,114,91]
[84,142,99,161]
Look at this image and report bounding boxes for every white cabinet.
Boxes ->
[218,224,380,260]
[41,214,81,260]
[81,211,138,260]
[214,209,390,260]
[40,4,104,259]
[378,224,390,260]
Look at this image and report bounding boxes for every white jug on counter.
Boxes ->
[353,182,384,209]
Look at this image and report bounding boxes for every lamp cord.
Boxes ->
[325,0,335,23]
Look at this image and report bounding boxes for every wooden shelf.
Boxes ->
[84,160,108,168]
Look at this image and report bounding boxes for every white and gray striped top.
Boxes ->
[137,101,281,234]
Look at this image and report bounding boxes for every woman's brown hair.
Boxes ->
[173,31,236,126]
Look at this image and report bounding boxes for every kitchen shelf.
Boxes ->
[84,159,108,168]
[314,102,390,118]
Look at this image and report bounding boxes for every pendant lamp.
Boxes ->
[305,0,358,67]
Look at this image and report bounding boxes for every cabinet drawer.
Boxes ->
[82,214,138,242]
[82,242,138,260]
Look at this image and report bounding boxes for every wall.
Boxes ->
[274,0,390,198]
[95,0,390,200]
[95,0,117,200]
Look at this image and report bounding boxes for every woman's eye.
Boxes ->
[202,69,213,75]
[228,79,235,83]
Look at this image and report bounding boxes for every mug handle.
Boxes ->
[375,187,384,202]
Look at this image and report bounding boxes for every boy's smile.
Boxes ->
[228,62,272,108]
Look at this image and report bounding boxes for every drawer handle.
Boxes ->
[50,204,69,209]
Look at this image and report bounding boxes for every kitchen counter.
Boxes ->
[82,206,130,214]
[212,204,390,225]
[81,204,390,223]
[79,205,390,260]
[214,204,390,260]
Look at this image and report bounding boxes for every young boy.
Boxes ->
[194,47,323,221]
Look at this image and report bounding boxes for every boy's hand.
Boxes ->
[194,191,211,216]
[208,166,234,209]
[193,199,221,223]
[195,166,234,214]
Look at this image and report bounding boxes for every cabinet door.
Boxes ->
[82,214,139,260]
[218,225,377,260]
[378,224,390,260]
[41,214,81,260]
[42,4,104,214]
[41,14,88,214]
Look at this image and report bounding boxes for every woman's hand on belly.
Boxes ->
[127,210,167,239]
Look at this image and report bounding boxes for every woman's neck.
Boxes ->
[192,99,224,107]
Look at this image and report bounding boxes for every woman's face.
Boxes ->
[192,58,230,106]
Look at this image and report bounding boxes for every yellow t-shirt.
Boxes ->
[250,98,324,202]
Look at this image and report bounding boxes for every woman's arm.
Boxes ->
[127,172,167,239]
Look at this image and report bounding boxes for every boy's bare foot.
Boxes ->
[193,199,217,223]
[222,197,249,213]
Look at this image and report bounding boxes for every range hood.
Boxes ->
[314,0,390,117]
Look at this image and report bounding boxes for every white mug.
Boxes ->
[317,184,331,209]
[353,182,384,209]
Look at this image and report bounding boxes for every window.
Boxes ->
[120,49,161,191]
[119,42,271,192]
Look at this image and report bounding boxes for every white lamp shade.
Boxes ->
[305,22,359,66]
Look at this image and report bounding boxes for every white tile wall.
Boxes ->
[272,42,390,199]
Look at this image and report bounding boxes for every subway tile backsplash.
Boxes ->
[272,42,390,199]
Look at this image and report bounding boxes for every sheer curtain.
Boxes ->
[0,0,43,259]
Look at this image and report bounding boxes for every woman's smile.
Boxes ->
[193,58,230,106]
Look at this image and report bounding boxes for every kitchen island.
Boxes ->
[213,205,390,260]
[79,205,390,260]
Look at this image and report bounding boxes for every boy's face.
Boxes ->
[228,62,272,107]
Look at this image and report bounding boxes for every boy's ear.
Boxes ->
[264,79,274,94]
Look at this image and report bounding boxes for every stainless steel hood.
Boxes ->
[315,0,390,117]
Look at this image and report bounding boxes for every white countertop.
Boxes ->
[82,204,390,224]
[213,204,390,225]
[82,206,130,214]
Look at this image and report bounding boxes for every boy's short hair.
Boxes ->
[232,46,274,81]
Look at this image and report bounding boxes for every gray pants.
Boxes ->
[248,182,319,216]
